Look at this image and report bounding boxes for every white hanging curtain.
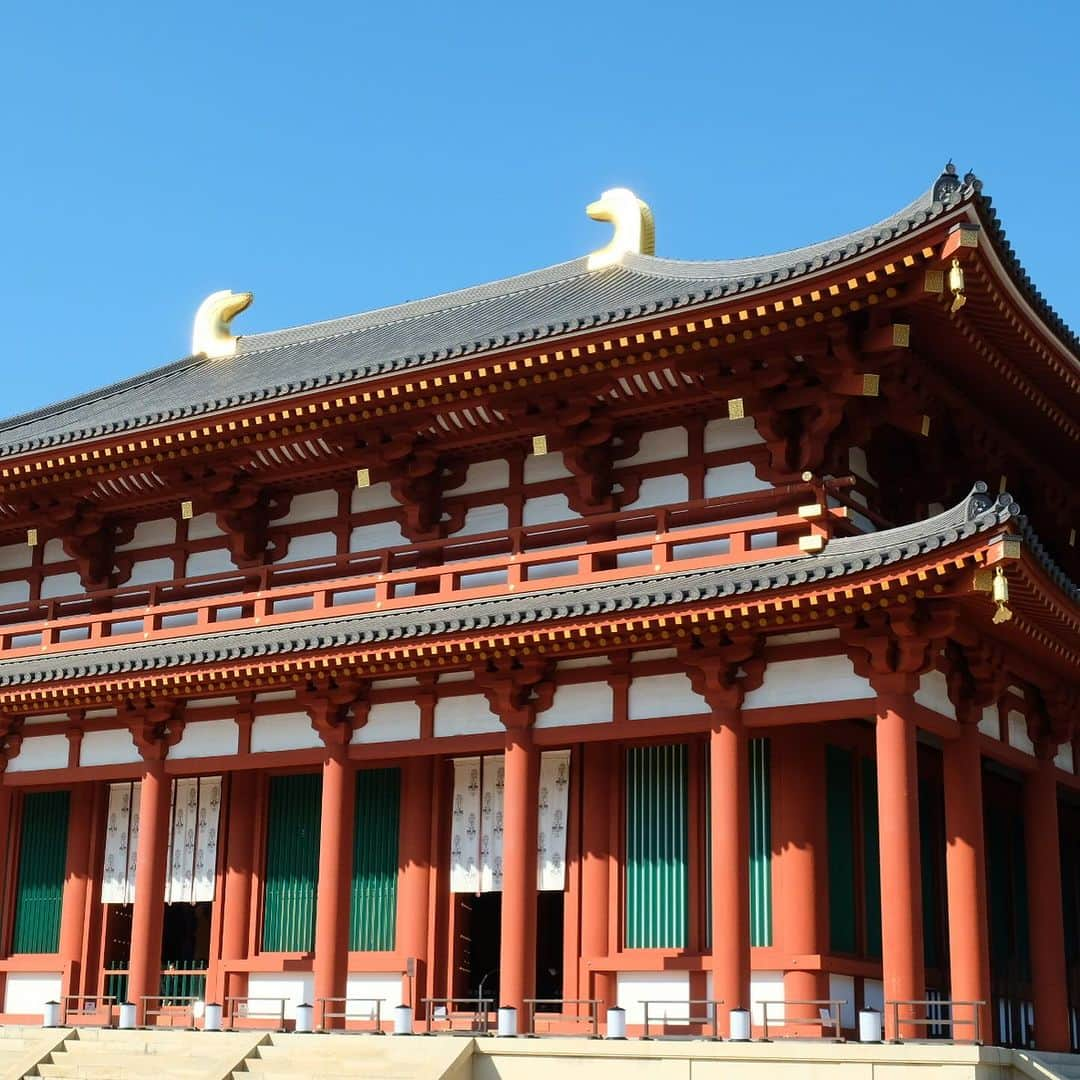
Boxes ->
[537,749,571,891]
[450,750,570,894]
[102,776,222,905]
[102,782,140,904]
[165,776,222,904]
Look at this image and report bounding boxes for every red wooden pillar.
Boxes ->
[127,762,172,1021]
[313,749,355,1027]
[58,783,94,1000]
[581,741,615,1012]
[775,728,827,1017]
[500,725,539,1017]
[1024,751,1070,1051]
[710,706,750,1034]
[218,771,256,1005]
[874,690,925,1041]
[942,722,992,1043]
[398,755,433,1010]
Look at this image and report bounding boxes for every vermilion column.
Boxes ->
[500,725,539,1018]
[874,689,925,1041]
[581,741,615,1012]
[942,722,991,1043]
[218,771,256,1005]
[58,783,94,999]
[710,706,750,1034]
[313,749,356,1026]
[397,756,433,1010]
[775,729,826,1016]
[1023,751,1070,1051]
[127,762,172,1021]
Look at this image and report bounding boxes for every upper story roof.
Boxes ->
[0,165,1074,460]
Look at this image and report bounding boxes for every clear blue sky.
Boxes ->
[3,1,1077,420]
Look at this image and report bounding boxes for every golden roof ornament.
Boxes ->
[192,290,254,359]
[586,188,655,270]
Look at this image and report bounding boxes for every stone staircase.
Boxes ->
[231,1033,474,1080]
[28,1028,265,1079]
[1016,1051,1080,1080]
[0,1027,70,1080]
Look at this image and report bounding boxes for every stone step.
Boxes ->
[39,1064,222,1080]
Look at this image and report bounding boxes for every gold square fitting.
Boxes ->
[531,434,549,456]
[180,499,194,520]
[955,223,980,248]
[920,415,931,437]
[973,568,993,593]
[26,527,37,548]
[999,537,1022,560]
[862,373,880,396]
[799,533,825,553]
[892,323,911,347]
[924,270,944,293]
[798,503,824,519]
[356,467,371,489]
[727,397,745,420]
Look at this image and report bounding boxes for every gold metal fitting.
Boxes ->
[797,503,823,519]
[991,565,1013,624]
[948,258,966,313]
[531,435,549,457]
[26,528,38,548]
[356,468,371,489]
[799,534,825,553]
[727,398,745,420]
[180,499,194,520]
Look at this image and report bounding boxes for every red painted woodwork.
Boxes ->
[219,771,257,1004]
[58,783,93,999]
[581,742,615,1011]
[397,756,432,1008]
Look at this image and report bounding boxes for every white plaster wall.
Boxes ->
[1008,710,1035,755]
[447,459,509,495]
[768,629,841,646]
[704,417,764,452]
[351,482,399,513]
[345,974,403,1016]
[117,518,177,551]
[849,447,877,486]
[172,719,239,759]
[632,648,678,662]
[24,713,69,727]
[251,712,321,753]
[40,572,82,599]
[433,694,501,737]
[1056,742,1075,774]
[616,971,690,1025]
[187,513,225,540]
[275,489,338,525]
[8,734,68,772]
[0,580,30,606]
[350,520,407,552]
[622,474,689,510]
[42,539,67,565]
[555,657,609,670]
[0,542,33,571]
[246,972,314,1020]
[705,463,771,498]
[127,557,175,587]
[915,669,957,720]
[524,453,571,483]
[979,706,1000,739]
[80,728,140,766]
[186,548,235,577]
[451,503,509,537]
[287,532,338,561]
[4,972,61,1016]
[828,973,856,1030]
[352,701,421,744]
[743,656,871,710]
[750,970,785,1026]
[628,673,708,720]
[522,493,574,526]
[617,427,687,465]
[536,682,612,728]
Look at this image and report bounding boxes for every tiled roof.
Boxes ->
[0,485,1053,691]
[0,178,970,459]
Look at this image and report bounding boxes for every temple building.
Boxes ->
[0,164,1075,1050]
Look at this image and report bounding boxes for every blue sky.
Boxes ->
[3,1,1077,420]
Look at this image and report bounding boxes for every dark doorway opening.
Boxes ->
[535,890,564,1010]
[455,893,501,1006]
[160,902,212,1000]
[102,905,132,1000]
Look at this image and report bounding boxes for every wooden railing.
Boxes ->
[0,495,845,659]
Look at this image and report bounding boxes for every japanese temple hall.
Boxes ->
[0,164,1076,1050]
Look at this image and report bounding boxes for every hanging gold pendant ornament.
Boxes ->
[991,565,1013,624]
[948,258,967,313]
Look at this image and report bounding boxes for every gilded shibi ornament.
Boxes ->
[586,188,655,270]
[191,289,253,359]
